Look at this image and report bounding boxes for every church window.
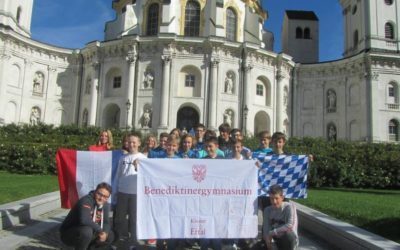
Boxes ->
[388,120,398,141]
[226,7,237,41]
[147,3,159,36]
[256,84,263,96]
[304,28,311,39]
[113,76,122,88]
[352,5,357,15]
[353,30,359,48]
[16,7,22,24]
[184,0,200,37]
[85,79,91,95]
[385,0,393,5]
[385,22,394,39]
[296,27,302,39]
[185,74,195,87]
[389,85,395,97]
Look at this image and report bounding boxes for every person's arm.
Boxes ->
[77,198,102,233]
[269,203,297,237]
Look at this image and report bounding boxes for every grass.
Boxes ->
[0,171,59,204]
[296,188,400,243]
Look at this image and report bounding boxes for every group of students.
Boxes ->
[59,124,299,250]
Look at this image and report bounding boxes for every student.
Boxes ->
[60,182,114,250]
[169,128,182,139]
[199,136,223,250]
[165,135,181,158]
[194,124,206,151]
[178,134,198,158]
[113,134,146,249]
[263,184,298,250]
[253,130,273,155]
[230,128,252,159]
[198,130,225,158]
[217,123,233,158]
[89,130,114,151]
[142,134,157,156]
[148,132,168,158]
[271,132,288,155]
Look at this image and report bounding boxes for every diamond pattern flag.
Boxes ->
[254,154,309,198]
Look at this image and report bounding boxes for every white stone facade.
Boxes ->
[0,0,399,142]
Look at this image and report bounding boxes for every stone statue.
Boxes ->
[142,109,151,128]
[223,110,233,127]
[30,107,40,125]
[328,125,337,141]
[327,90,336,112]
[33,72,44,93]
[143,71,154,89]
[224,73,233,94]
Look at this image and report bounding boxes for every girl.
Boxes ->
[142,134,157,156]
[89,130,114,151]
[178,134,198,158]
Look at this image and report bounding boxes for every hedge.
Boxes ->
[0,124,399,189]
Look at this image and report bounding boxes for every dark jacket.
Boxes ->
[60,190,111,234]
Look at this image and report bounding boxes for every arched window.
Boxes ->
[353,30,359,48]
[226,7,237,41]
[388,119,399,141]
[304,27,311,39]
[16,7,22,24]
[184,0,200,37]
[147,3,159,36]
[385,0,393,5]
[296,27,302,38]
[385,22,394,39]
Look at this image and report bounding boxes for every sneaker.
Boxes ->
[147,239,157,246]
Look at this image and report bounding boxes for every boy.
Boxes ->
[114,134,146,248]
[230,128,252,159]
[253,130,273,155]
[148,132,169,158]
[194,124,206,151]
[200,136,223,250]
[60,182,114,249]
[263,184,298,250]
[271,132,287,155]
[217,123,233,158]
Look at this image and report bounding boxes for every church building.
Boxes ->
[0,0,399,142]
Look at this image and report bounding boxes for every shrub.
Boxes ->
[0,124,398,188]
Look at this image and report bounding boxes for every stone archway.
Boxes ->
[102,104,121,128]
[254,111,270,135]
[176,107,199,132]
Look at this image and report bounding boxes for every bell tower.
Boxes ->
[0,0,34,37]
[340,0,400,57]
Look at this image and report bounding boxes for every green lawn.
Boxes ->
[0,171,59,204]
[296,188,400,243]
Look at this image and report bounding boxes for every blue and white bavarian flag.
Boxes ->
[255,154,309,198]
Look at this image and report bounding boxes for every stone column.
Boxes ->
[42,65,57,122]
[89,62,100,126]
[275,70,283,132]
[243,63,253,132]
[126,52,137,129]
[208,58,219,130]
[159,55,171,128]
[0,53,11,122]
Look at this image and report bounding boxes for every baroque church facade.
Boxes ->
[0,0,399,142]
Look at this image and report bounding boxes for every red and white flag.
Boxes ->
[56,149,123,208]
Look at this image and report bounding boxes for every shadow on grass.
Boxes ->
[361,217,400,244]
[312,187,400,196]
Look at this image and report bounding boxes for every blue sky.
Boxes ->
[31,0,343,62]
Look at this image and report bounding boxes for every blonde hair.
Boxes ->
[97,130,114,150]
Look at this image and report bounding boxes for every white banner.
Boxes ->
[137,159,258,239]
